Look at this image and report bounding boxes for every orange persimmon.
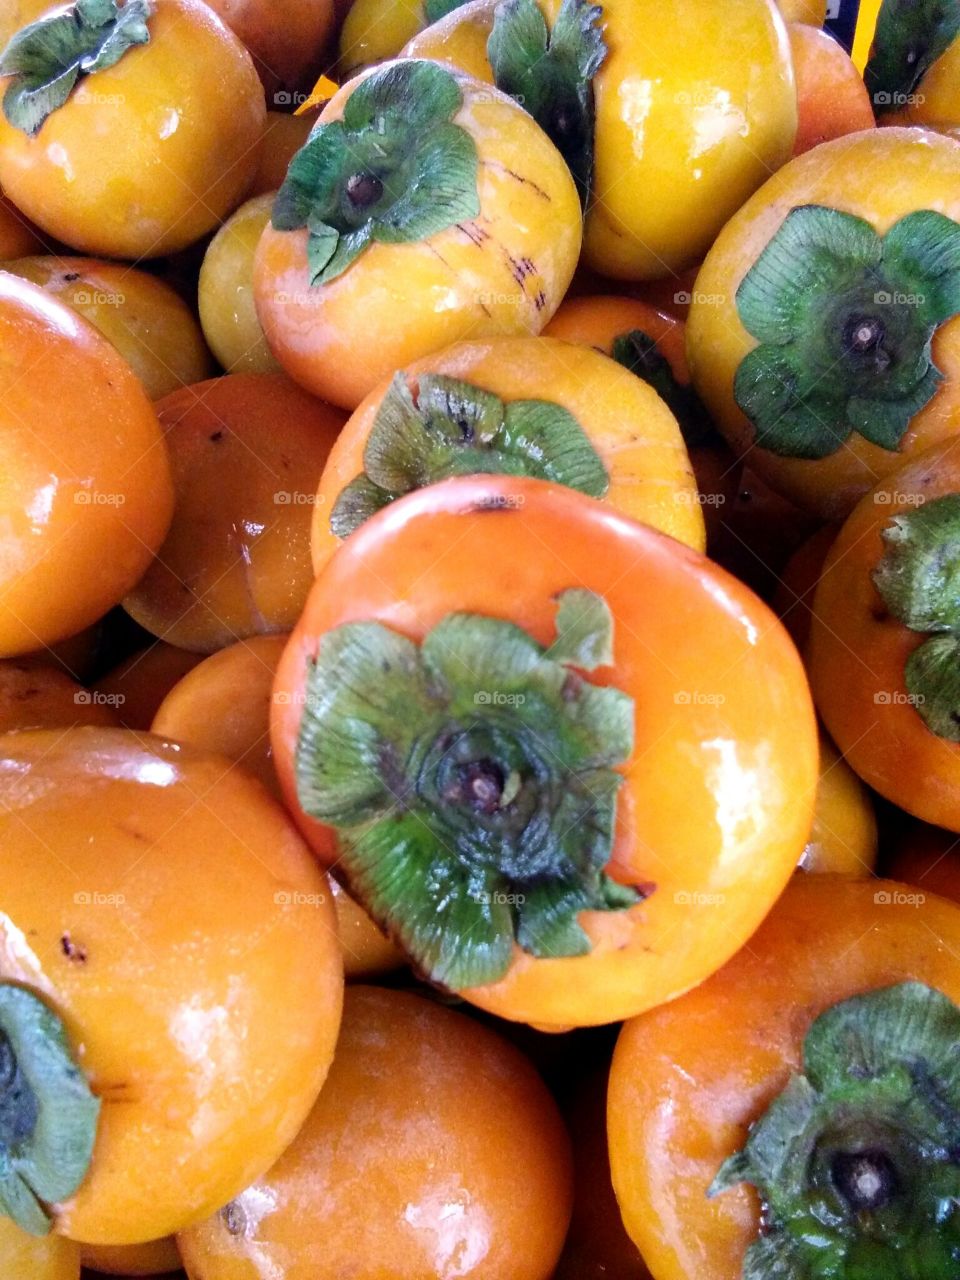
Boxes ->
[789,23,876,155]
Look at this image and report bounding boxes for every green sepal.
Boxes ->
[710,982,960,1278]
[0,983,100,1236]
[424,0,472,24]
[272,60,480,287]
[734,205,960,459]
[905,635,960,742]
[865,0,960,116]
[611,330,716,448]
[873,494,960,633]
[488,0,606,207]
[294,590,639,990]
[329,373,609,539]
[0,0,153,136]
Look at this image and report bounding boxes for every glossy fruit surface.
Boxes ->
[688,129,960,519]
[0,660,118,734]
[0,273,173,656]
[93,645,205,731]
[4,256,213,399]
[799,730,877,875]
[202,0,335,98]
[608,875,960,1280]
[178,985,573,1279]
[123,373,345,653]
[198,195,282,375]
[309,336,705,575]
[274,474,817,1027]
[0,727,343,1245]
[0,0,265,259]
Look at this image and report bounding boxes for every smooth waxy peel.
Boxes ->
[0,985,99,1237]
[0,0,152,136]
[294,589,639,990]
[733,206,960,460]
[712,982,960,1278]
[330,372,609,537]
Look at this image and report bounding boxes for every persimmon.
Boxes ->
[887,820,960,903]
[708,466,820,600]
[27,625,102,684]
[688,128,960,519]
[250,112,313,197]
[776,0,826,20]
[80,1236,181,1275]
[0,188,42,259]
[800,730,878,875]
[772,523,838,652]
[399,0,796,279]
[0,273,173,657]
[0,0,265,260]
[151,635,403,977]
[198,195,281,375]
[4,256,213,400]
[542,295,740,543]
[0,1218,80,1280]
[402,0,497,80]
[177,986,573,1280]
[201,0,335,99]
[272,474,818,1027]
[809,438,960,830]
[338,0,450,74]
[93,644,204,730]
[866,0,960,130]
[123,373,345,654]
[0,727,343,1245]
[0,661,118,734]
[253,58,582,409]
[789,22,876,156]
[309,335,704,577]
[608,875,960,1279]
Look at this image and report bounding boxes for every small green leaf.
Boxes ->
[309,225,368,287]
[549,588,615,669]
[865,0,960,115]
[0,983,100,1236]
[488,0,606,206]
[373,121,480,242]
[272,123,350,231]
[329,373,608,539]
[0,0,153,136]
[906,635,960,742]
[424,0,471,19]
[344,58,463,133]
[873,494,960,633]
[883,210,960,327]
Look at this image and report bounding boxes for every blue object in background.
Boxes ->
[825,0,862,51]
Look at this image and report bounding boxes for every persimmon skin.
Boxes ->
[0,727,343,1246]
[93,645,205,731]
[887,821,960,903]
[0,1218,80,1280]
[4,256,214,400]
[274,475,818,1027]
[0,189,43,259]
[809,438,960,830]
[688,129,960,519]
[608,875,960,1280]
[0,274,173,657]
[201,0,335,99]
[789,23,876,156]
[177,986,573,1280]
[776,0,826,20]
[799,730,877,875]
[0,0,265,259]
[151,634,404,978]
[80,1236,181,1275]
[772,523,838,653]
[123,374,346,654]
[0,660,118,734]
[339,0,427,74]
[250,113,313,198]
[309,336,705,576]
[254,65,582,410]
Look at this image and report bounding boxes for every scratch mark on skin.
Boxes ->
[456,221,490,247]
[480,159,552,202]
[60,933,87,963]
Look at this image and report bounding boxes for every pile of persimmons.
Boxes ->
[0,0,959,1276]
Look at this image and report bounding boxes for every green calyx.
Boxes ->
[0,983,100,1236]
[611,330,715,448]
[487,0,606,207]
[0,0,152,137]
[872,493,960,742]
[423,0,470,21]
[733,205,960,460]
[330,372,609,538]
[865,0,960,117]
[294,589,641,990]
[272,60,480,287]
[711,982,960,1279]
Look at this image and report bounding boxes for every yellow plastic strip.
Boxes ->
[295,74,341,116]
[852,0,883,72]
